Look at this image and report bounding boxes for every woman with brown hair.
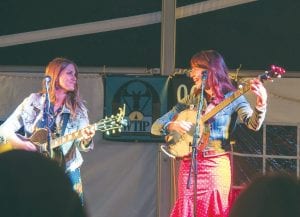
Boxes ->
[151,50,267,217]
[0,57,95,203]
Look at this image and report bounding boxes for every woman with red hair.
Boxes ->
[152,50,267,217]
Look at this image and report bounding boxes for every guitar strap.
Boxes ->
[61,113,70,136]
[52,112,70,168]
[61,112,79,166]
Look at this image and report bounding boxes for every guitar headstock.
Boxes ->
[97,104,127,135]
[259,65,286,82]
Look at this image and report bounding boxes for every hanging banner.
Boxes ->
[167,74,194,108]
[104,75,168,142]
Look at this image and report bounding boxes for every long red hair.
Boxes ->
[190,50,236,100]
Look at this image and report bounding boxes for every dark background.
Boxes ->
[0,0,299,71]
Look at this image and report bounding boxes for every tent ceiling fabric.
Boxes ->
[0,0,255,47]
[0,0,299,70]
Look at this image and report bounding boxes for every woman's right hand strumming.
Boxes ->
[167,120,193,135]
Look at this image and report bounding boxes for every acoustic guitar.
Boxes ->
[20,104,127,155]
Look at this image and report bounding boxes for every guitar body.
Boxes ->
[29,128,48,146]
[18,128,50,153]
[17,129,66,165]
[164,109,209,158]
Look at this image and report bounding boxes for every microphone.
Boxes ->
[202,70,208,80]
[44,76,51,83]
[201,71,208,92]
[44,76,51,92]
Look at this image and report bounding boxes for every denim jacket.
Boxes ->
[1,93,93,172]
[151,91,266,152]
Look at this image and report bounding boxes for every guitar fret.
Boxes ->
[46,104,126,149]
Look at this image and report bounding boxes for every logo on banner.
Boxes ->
[105,76,167,141]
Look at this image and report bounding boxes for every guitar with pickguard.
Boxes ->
[161,65,286,158]
[18,104,127,155]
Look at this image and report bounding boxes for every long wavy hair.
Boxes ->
[42,57,84,118]
[190,50,236,100]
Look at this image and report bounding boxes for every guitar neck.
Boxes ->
[31,105,126,152]
[50,124,96,149]
[202,83,250,122]
[49,115,124,149]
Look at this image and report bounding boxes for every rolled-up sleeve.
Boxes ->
[75,109,94,152]
[236,96,266,131]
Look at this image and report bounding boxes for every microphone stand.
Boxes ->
[43,78,52,157]
[186,71,207,217]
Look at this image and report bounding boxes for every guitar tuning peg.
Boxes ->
[279,67,286,74]
[106,131,110,135]
[112,129,116,134]
[270,64,276,70]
